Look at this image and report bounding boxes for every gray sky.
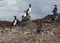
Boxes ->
[0,0,60,21]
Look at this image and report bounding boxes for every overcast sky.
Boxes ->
[0,0,60,21]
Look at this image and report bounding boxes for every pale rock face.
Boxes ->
[41,32,44,35]
[24,31,30,35]
[5,28,8,30]
[13,20,17,26]
[51,32,54,36]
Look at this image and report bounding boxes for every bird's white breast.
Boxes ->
[14,20,17,26]
[28,8,32,14]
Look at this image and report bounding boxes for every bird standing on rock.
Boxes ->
[13,16,17,26]
[36,25,42,34]
[52,5,57,15]
[11,16,19,26]
[24,4,32,17]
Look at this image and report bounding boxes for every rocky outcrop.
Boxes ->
[43,13,60,22]
[0,14,60,43]
[0,21,60,43]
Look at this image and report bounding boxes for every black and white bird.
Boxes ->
[24,4,32,17]
[52,5,57,15]
[36,25,42,34]
[11,16,19,26]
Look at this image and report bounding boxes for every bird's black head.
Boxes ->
[29,4,31,7]
[54,5,57,7]
[14,16,17,20]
